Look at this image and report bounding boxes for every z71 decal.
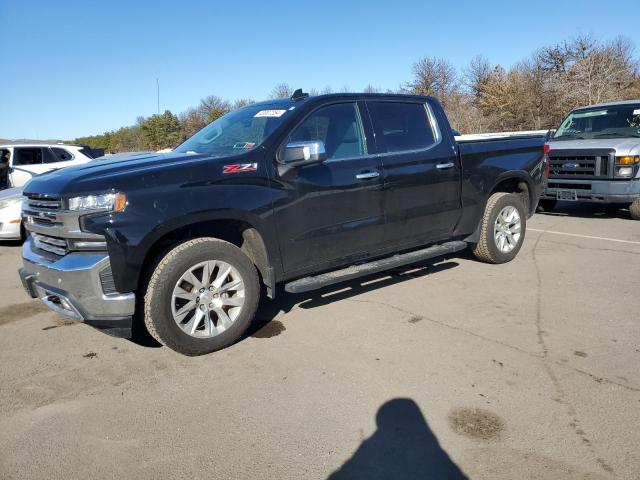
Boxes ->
[223,163,258,174]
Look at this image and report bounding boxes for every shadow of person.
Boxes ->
[328,398,468,480]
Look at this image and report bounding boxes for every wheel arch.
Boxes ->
[137,216,277,299]
[488,172,535,217]
[464,173,534,244]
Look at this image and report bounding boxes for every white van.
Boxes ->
[0,144,99,188]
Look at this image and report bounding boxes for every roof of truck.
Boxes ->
[252,92,432,107]
[575,99,640,110]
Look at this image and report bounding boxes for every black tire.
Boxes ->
[143,237,260,356]
[472,192,527,264]
[536,199,557,213]
[630,198,640,220]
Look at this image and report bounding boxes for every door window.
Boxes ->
[48,147,74,163]
[0,149,10,165]
[13,148,43,165]
[289,103,366,160]
[367,102,437,153]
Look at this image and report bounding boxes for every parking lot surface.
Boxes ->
[0,203,639,479]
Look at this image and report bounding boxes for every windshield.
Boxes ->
[554,104,640,140]
[175,103,295,155]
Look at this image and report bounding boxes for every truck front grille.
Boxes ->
[25,194,62,211]
[549,155,609,178]
[32,233,68,256]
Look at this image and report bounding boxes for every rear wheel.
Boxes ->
[630,198,640,220]
[536,199,557,213]
[473,192,526,264]
[143,237,260,356]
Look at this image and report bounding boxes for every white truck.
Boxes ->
[541,100,640,219]
[0,144,100,189]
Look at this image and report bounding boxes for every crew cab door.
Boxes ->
[366,100,461,247]
[273,101,385,276]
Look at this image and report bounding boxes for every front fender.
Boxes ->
[99,208,280,294]
[84,177,280,293]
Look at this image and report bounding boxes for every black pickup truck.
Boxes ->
[19,91,547,355]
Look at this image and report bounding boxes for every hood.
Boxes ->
[548,137,640,156]
[22,151,216,196]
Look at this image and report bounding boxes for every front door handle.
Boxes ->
[356,171,380,180]
[436,162,455,170]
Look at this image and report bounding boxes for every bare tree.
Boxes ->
[565,37,637,106]
[231,98,255,110]
[269,83,293,99]
[406,57,458,101]
[464,55,491,98]
[198,95,231,122]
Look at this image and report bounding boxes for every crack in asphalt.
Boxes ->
[342,297,638,393]
[531,225,614,476]
[338,226,640,476]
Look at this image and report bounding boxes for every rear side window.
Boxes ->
[49,147,74,162]
[289,102,366,160]
[13,148,43,165]
[367,102,436,153]
[79,146,103,159]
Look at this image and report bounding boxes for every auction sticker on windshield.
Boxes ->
[254,110,286,118]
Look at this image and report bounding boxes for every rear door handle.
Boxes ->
[356,172,380,180]
[436,162,455,170]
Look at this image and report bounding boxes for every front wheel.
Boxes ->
[472,192,526,264]
[143,238,260,356]
[630,198,640,220]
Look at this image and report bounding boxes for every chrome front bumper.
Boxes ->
[542,179,640,203]
[19,237,135,337]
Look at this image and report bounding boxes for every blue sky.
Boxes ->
[1,0,638,140]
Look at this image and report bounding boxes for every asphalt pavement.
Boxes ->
[0,202,638,479]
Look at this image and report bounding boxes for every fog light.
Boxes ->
[68,239,108,250]
[617,166,634,177]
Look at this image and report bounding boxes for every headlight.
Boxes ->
[68,193,127,212]
[616,166,634,178]
[0,198,21,210]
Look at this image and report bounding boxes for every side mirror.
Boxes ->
[281,140,327,166]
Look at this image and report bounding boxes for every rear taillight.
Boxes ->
[543,144,550,178]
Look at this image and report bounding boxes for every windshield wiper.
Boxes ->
[554,134,587,140]
[593,132,640,138]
